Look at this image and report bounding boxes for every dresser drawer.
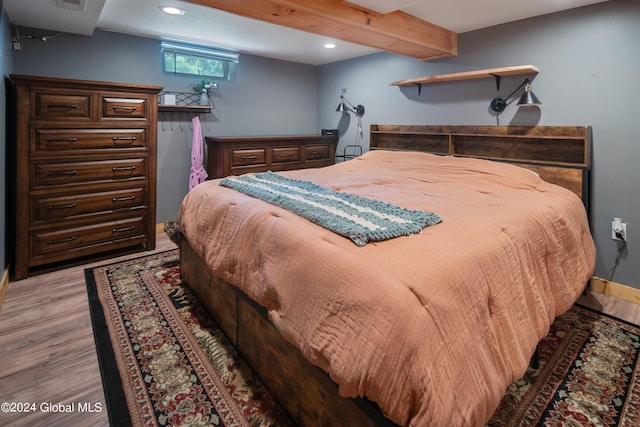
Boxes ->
[271,146,301,163]
[32,216,146,257]
[101,96,147,119]
[304,145,331,161]
[34,92,92,120]
[34,187,146,221]
[33,158,146,188]
[232,148,266,167]
[34,129,146,152]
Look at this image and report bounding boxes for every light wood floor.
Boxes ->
[0,232,638,426]
[0,233,177,427]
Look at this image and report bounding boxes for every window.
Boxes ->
[161,41,239,81]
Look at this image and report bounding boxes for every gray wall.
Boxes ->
[318,0,640,288]
[9,29,319,223]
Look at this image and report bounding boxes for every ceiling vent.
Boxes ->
[56,0,86,12]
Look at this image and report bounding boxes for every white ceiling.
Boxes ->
[4,0,610,65]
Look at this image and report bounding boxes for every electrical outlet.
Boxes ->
[612,219,627,241]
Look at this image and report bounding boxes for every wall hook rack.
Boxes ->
[159,111,210,132]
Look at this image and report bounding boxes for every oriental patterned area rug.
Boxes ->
[84,249,294,427]
[86,250,640,427]
[486,304,640,427]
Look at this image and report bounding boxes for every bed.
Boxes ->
[177,125,596,427]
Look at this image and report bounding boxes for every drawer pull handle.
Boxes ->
[112,166,136,172]
[48,104,78,109]
[112,136,137,142]
[113,226,135,233]
[280,153,293,158]
[47,236,76,245]
[48,203,77,210]
[112,196,136,202]
[242,155,257,160]
[47,170,77,176]
[112,106,137,112]
[47,137,78,143]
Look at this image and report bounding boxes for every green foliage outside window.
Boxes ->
[163,51,225,78]
[162,41,238,81]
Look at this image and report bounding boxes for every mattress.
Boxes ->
[177,150,596,426]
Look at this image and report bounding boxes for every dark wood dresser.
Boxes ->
[10,75,162,280]
[205,135,338,179]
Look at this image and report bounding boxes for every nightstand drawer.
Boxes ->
[33,158,146,187]
[34,92,92,120]
[34,187,146,221]
[101,97,147,119]
[32,216,146,257]
[305,145,331,161]
[34,129,146,152]
[271,146,301,163]
[232,148,266,167]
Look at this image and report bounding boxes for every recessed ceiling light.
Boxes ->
[324,43,336,49]
[160,5,186,16]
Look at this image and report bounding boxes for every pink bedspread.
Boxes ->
[177,150,596,427]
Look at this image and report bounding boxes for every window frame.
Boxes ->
[161,41,239,81]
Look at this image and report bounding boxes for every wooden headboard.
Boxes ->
[370,125,592,212]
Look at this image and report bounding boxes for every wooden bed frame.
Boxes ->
[179,125,592,426]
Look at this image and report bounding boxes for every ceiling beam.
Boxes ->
[185,0,457,61]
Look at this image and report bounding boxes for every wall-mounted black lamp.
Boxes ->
[490,78,541,113]
[336,95,365,116]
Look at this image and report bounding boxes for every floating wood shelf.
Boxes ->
[390,65,540,88]
[158,91,213,113]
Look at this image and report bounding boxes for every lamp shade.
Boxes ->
[517,81,541,106]
[517,90,541,106]
[336,100,349,113]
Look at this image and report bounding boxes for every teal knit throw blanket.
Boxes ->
[219,171,441,246]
